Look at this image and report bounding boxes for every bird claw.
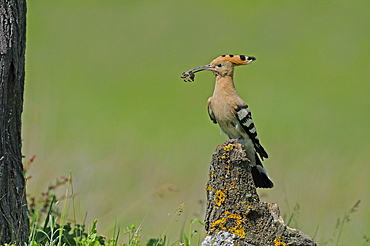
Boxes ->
[181,71,195,82]
[225,139,239,145]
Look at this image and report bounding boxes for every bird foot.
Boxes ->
[224,139,239,145]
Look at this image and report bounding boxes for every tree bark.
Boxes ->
[202,141,316,246]
[0,0,28,244]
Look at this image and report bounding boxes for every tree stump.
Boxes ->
[202,141,316,246]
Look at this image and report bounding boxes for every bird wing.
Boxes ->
[235,104,269,159]
[207,97,217,124]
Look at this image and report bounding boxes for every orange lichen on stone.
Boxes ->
[274,237,287,246]
[243,210,251,217]
[210,213,246,238]
[215,190,227,206]
[223,144,234,151]
[218,144,233,160]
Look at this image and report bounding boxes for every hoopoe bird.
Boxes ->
[181,54,274,188]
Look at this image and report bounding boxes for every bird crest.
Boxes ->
[210,55,253,66]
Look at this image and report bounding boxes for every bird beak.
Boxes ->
[246,56,256,64]
[181,64,214,82]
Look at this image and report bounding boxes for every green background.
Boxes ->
[23,0,369,244]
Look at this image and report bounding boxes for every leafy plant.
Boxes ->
[181,218,204,246]
[25,162,118,246]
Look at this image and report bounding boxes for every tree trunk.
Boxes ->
[0,0,28,244]
[202,141,316,246]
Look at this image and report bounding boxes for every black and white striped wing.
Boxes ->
[236,105,268,159]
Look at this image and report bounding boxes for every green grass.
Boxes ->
[321,200,362,246]
[25,173,203,246]
[22,0,370,245]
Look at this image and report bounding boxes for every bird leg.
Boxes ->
[225,139,240,145]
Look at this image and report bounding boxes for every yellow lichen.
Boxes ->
[210,213,246,238]
[274,237,287,246]
[243,210,250,216]
[218,145,233,160]
[229,225,245,238]
[215,190,227,206]
[218,144,234,160]
[223,144,234,151]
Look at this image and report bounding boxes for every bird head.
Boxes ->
[181,55,256,82]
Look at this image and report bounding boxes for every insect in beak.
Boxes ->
[181,64,214,82]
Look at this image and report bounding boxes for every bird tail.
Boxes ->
[251,154,274,188]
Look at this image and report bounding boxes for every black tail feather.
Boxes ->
[251,167,274,188]
[251,154,274,188]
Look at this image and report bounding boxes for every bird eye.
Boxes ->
[217,64,222,67]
